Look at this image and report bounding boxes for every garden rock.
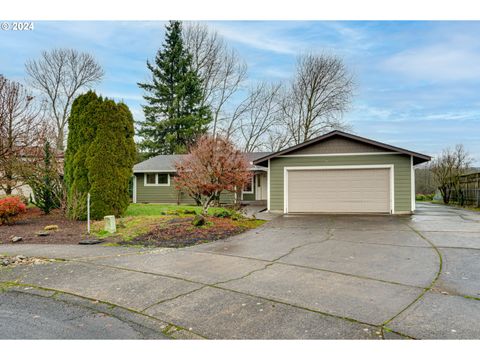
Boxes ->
[2,259,10,266]
[104,215,117,233]
[78,239,103,245]
[192,215,205,227]
[44,224,59,231]
[36,231,50,237]
[11,236,23,243]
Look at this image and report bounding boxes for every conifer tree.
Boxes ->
[65,91,135,220]
[138,20,211,156]
[29,141,62,214]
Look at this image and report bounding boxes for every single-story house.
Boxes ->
[132,130,431,214]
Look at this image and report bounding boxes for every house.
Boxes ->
[132,152,271,205]
[132,130,431,214]
[0,147,64,200]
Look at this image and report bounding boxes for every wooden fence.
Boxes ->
[452,172,480,207]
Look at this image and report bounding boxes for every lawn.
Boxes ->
[92,203,266,247]
[124,203,226,217]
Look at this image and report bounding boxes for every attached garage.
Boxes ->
[253,130,431,215]
[286,166,392,214]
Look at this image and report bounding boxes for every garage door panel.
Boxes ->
[287,168,390,213]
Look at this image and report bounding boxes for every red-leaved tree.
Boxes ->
[174,135,251,215]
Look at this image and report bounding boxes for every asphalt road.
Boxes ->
[0,290,168,339]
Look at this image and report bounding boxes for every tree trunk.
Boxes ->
[5,170,13,195]
[201,194,215,216]
[56,129,65,151]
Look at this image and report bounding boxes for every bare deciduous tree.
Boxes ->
[265,127,292,152]
[430,145,473,204]
[183,23,247,137]
[235,82,282,152]
[281,53,353,144]
[0,75,47,195]
[25,48,104,150]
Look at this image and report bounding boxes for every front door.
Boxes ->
[255,173,268,200]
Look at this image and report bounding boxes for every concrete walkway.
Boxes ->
[1,202,480,339]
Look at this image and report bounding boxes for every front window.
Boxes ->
[158,173,169,184]
[243,176,254,193]
[145,173,170,186]
[146,173,156,185]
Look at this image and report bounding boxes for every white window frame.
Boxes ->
[283,164,395,214]
[411,156,415,212]
[242,175,255,194]
[144,173,171,187]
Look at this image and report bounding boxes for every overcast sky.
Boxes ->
[1,21,479,163]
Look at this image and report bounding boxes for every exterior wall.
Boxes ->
[219,190,236,204]
[242,175,256,201]
[0,184,33,199]
[288,136,387,155]
[269,154,412,213]
[242,192,256,201]
[135,173,235,204]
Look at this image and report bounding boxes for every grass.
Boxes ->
[92,203,266,244]
[427,200,480,212]
[124,203,226,217]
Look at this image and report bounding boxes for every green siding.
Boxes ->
[242,176,256,201]
[219,190,236,204]
[135,173,235,204]
[242,192,255,201]
[269,154,412,213]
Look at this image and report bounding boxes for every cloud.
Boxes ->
[383,41,480,82]
[210,22,304,55]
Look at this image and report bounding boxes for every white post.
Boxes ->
[87,193,91,234]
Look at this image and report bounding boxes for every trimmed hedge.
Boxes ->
[65,92,136,220]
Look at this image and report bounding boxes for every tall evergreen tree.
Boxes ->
[65,91,136,220]
[138,20,211,156]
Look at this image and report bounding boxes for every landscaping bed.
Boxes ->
[1,203,266,248]
[0,207,88,245]
[118,216,264,248]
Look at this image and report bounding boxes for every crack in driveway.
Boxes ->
[381,224,443,328]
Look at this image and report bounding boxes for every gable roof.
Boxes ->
[133,152,272,173]
[253,130,431,166]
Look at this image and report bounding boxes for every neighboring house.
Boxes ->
[133,130,431,214]
[0,147,64,200]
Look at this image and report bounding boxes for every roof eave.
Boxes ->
[253,130,431,166]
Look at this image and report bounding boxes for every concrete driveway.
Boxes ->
[1,202,480,339]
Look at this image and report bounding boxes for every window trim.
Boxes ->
[242,175,254,194]
[144,173,171,187]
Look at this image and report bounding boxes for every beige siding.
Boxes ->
[288,136,388,155]
[287,168,390,213]
[269,154,412,213]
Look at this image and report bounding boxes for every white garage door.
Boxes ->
[287,168,391,213]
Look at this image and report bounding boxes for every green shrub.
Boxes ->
[415,193,435,201]
[29,141,63,214]
[211,208,242,220]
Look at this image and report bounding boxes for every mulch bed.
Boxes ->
[121,216,248,248]
[0,208,89,245]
